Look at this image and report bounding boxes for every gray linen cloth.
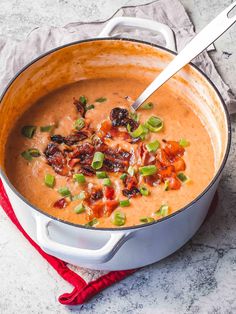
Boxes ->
[0,0,235,282]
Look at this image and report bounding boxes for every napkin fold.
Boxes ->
[0,0,234,305]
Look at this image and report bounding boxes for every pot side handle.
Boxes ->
[35,215,132,264]
[97,16,176,51]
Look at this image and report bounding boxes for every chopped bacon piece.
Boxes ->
[110,107,129,127]
[44,143,69,176]
[168,175,182,190]
[122,187,140,198]
[138,143,156,166]
[108,127,131,141]
[104,186,115,200]
[164,141,184,157]
[172,157,186,172]
[100,120,112,134]
[104,200,119,217]
[144,175,160,187]
[53,198,67,208]
[73,98,86,117]
[86,201,104,220]
[64,132,88,146]
[91,188,103,201]
[80,165,96,176]
[124,175,138,190]
[156,149,171,167]
[159,165,175,179]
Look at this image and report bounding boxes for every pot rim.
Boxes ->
[0,37,231,231]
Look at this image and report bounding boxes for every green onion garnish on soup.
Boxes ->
[119,199,130,207]
[127,166,135,176]
[103,178,111,187]
[72,191,86,201]
[91,152,105,170]
[21,148,40,161]
[44,174,55,188]
[120,173,128,181]
[145,116,163,132]
[73,173,86,184]
[21,126,37,139]
[129,112,139,122]
[95,97,107,103]
[86,104,95,111]
[141,102,153,110]
[156,204,169,217]
[177,173,189,182]
[128,124,148,139]
[146,140,160,153]
[58,187,71,197]
[164,180,169,191]
[79,95,87,105]
[40,125,54,132]
[139,165,157,176]
[179,138,190,147]
[111,211,126,226]
[85,218,98,227]
[96,171,107,179]
[74,203,86,214]
[74,118,85,131]
[140,217,155,223]
[140,186,150,196]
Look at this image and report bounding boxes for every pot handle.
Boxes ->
[35,215,131,264]
[97,16,176,51]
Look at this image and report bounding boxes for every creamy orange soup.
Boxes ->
[5,78,215,228]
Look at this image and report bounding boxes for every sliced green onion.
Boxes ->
[127,166,135,177]
[21,125,37,139]
[95,97,107,103]
[103,178,111,187]
[111,211,126,226]
[164,180,169,191]
[86,104,95,111]
[40,125,54,132]
[73,173,86,184]
[74,203,86,214]
[120,173,128,181]
[85,218,98,227]
[79,95,87,105]
[156,204,169,217]
[129,124,148,138]
[139,165,157,176]
[91,152,104,170]
[96,171,107,179]
[74,118,85,130]
[44,174,55,188]
[140,217,155,223]
[141,102,153,110]
[58,187,71,197]
[146,140,160,153]
[140,186,150,196]
[119,199,130,207]
[130,112,139,122]
[21,148,40,161]
[179,138,190,147]
[177,173,189,182]
[72,191,86,201]
[145,116,163,132]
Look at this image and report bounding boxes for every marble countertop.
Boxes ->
[0,1,235,313]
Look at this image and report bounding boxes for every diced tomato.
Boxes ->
[104,200,119,217]
[159,165,175,179]
[53,198,67,209]
[86,201,104,220]
[168,175,181,190]
[104,186,115,200]
[100,120,112,133]
[164,141,184,157]
[172,157,186,172]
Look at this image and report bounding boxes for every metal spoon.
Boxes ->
[131,1,236,111]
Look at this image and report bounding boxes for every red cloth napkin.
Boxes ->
[0,179,137,305]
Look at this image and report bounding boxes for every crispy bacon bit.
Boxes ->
[104,186,115,200]
[91,188,103,201]
[44,143,68,176]
[100,120,112,134]
[108,127,131,141]
[122,187,140,198]
[125,118,139,131]
[144,175,160,187]
[110,107,129,127]
[168,175,182,190]
[80,165,96,176]
[104,200,119,217]
[63,132,88,146]
[156,149,171,167]
[51,135,64,144]
[124,175,138,190]
[86,201,104,220]
[172,157,186,172]
[164,141,184,157]
[53,198,67,208]
[73,98,86,117]
[159,165,175,178]
[138,143,156,166]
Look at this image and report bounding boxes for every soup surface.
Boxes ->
[5,78,215,228]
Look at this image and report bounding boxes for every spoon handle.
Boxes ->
[132,1,236,111]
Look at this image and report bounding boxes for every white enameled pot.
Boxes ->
[0,18,231,270]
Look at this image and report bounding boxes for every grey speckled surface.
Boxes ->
[0,1,236,313]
